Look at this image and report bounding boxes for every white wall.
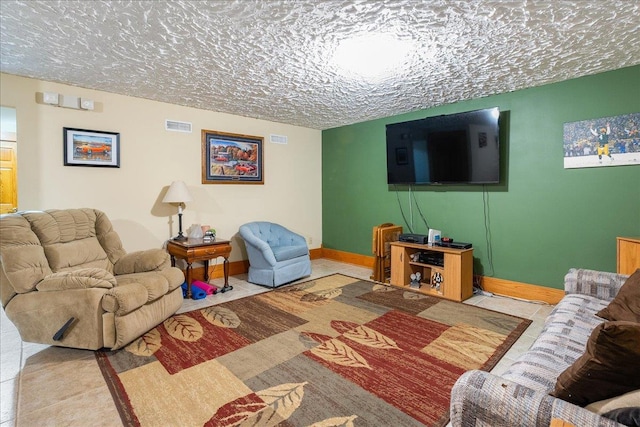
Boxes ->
[0,73,323,261]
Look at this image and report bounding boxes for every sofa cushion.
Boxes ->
[113,249,170,275]
[597,269,640,322]
[271,245,308,262]
[0,214,53,295]
[24,209,111,272]
[551,321,640,406]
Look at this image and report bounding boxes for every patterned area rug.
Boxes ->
[96,274,531,427]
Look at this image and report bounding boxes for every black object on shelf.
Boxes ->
[436,241,472,249]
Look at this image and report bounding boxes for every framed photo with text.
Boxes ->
[63,127,120,168]
[201,129,263,184]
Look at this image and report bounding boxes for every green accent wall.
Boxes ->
[322,65,640,289]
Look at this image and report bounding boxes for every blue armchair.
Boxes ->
[238,222,311,287]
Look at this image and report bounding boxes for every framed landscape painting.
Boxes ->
[201,130,263,184]
[563,112,640,169]
[63,127,120,168]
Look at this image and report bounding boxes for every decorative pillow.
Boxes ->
[602,407,640,427]
[551,321,640,407]
[597,269,640,322]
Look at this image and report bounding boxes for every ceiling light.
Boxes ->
[332,33,414,82]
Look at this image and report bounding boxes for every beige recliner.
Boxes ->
[0,208,184,350]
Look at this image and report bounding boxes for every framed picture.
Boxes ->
[563,112,640,169]
[201,129,263,184]
[63,127,120,168]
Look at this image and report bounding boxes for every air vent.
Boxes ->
[165,120,192,133]
[270,134,288,144]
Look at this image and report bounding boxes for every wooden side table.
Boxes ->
[166,238,233,299]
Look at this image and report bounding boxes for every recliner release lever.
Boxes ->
[53,317,75,341]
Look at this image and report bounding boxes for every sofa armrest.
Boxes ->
[113,249,170,275]
[36,268,116,291]
[564,268,629,301]
[451,370,619,427]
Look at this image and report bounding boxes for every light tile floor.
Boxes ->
[0,259,554,427]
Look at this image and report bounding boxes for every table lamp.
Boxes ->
[162,180,193,241]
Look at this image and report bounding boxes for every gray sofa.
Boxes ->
[450,268,633,427]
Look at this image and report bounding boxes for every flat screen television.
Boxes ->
[386,107,500,185]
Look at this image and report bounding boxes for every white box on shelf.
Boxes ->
[428,229,441,244]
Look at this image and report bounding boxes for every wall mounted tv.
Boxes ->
[386,107,500,185]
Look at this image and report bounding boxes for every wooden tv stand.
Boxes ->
[389,242,473,302]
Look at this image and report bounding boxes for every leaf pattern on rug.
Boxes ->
[331,320,359,334]
[300,287,342,302]
[343,325,401,351]
[310,338,371,369]
[403,291,427,300]
[163,314,203,342]
[255,382,307,422]
[279,281,315,292]
[201,305,241,328]
[300,331,333,345]
[421,323,508,370]
[372,284,393,292]
[204,393,267,427]
[206,382,308,427]
[307,415,358,427]
[125,328,161,357]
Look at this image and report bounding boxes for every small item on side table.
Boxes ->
[203,229,216,242]
[189,224,203,239]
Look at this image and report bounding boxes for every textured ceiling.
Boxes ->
[1,0,639,130]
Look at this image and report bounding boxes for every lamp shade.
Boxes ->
[162,181,193,204]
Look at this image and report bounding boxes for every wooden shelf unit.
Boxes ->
[390,241,473,302]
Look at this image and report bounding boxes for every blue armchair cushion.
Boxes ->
[272,245,308,262]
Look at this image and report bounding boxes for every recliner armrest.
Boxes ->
[36,268,116,291]
[102,283,149,316]
[113,249,170,275]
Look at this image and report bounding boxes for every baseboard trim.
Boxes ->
[478,276,564,304]
[187,260,248,282]
[182,247,564,304]
[309,248,323,260]
[321,247,375,268]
